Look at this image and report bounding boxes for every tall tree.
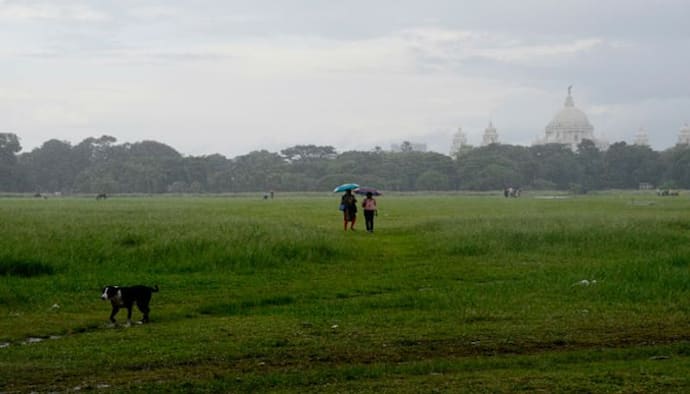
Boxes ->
[0,133,22,190]
[230,150,287,192]
[456,144,532,190]
[661,145,690,188]
[73,135,117,166]
[530,144,581,189]
[604,142,662,189]
[20,139,76,192]
[577,139,604,191]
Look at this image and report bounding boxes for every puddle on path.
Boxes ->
[1,335,63,349]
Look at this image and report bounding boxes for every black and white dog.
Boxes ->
[101,285,159,326]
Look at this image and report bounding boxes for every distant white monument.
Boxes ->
[633,127,650,147]
[481,121,499,146]
[449,127,470,157]
[535,86,607,151]
[678,123,690,145]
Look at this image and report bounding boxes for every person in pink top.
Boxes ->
[361,192,378,233]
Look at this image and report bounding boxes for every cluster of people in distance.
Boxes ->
[340,190,378,232]
[504,187,521,198]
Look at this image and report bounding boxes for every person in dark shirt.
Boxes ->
[341,189,357,231]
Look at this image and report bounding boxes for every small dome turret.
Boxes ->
[634,127,649,147]
[481,121,499,146]
[678,123,690,145]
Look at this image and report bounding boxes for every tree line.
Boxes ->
[1,133,689,193]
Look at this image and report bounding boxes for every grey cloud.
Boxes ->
[2,0,689,155]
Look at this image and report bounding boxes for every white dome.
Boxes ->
[546,107,593,131]
[537,88,604,150]
[545,95,593,134]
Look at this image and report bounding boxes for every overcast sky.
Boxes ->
[1,0,689,157]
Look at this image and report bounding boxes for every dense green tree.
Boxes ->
[230,150,286,192]
[0,133,21,163]
[72,140,184,193]
[281,145,336,161]
[399,141,413,153]
[73,135,117,167]
[416,170,449,190]
[576,139,604,191]
[382,151,455,191]
[604,142,662,189]
[178,154,230,193]
[327,151,387,188]
[5,132,690,193]
[280,145,336,186]
[120,141,184,193]
[456,144,533,190]
[661,145,690,188]
[0,133,22,191]
[19,139,77,193]
[530,144,581,189]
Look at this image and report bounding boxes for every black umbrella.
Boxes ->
[354,187,382,196]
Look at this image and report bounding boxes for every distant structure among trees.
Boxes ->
[451,86,688,153]
[449,128,472,158]
[534,86,608,151]
[634,128,650,147]
[481,122,499,146]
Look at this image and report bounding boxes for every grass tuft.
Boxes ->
[0,257,55,277]
[199,295,296,316]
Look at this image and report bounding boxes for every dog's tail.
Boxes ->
[151,285,159,293]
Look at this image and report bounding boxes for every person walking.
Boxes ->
[341,189,357,231]
[362,191,378,233]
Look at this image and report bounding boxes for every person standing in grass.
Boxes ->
[341,189,357,231]
[362,191,378,233]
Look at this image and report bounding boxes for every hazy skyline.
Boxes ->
[1,0,689,157]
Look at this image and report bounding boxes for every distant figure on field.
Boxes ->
[362,191,378,233]
[504,187,520,198]
[96,193,107,200]
[341,189,357,231]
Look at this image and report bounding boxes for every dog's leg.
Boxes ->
[125,306,133,327]
[109,306,119,327]
[138,292,153,324]
[138,304,150,324]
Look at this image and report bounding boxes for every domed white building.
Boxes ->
[535,86,607,151]
[481,121,499,146]
[678,123,690,145]
[449,127,470,157]
[634,127,650,147]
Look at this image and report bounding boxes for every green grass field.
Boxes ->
[2,192,690,392]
